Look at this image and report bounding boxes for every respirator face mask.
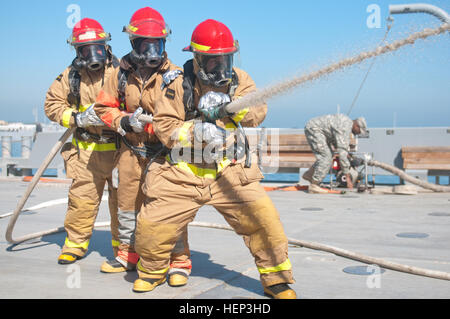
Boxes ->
[130,38,165,68]
[75,44,107,71]
[195,54,233,88]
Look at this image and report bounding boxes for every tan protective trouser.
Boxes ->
[61,143,119,257]
[114,146,145,254]
[135,159,294,287]
[116,147,190,266]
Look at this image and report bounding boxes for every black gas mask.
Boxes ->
[73,44,107,72]
[195,53,233,88]
[130,38,165,68]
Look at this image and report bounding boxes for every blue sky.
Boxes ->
[0,0,449,128]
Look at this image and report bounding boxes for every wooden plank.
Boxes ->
[403,163,450,170]
[404,159,450,166]
[260,161,315,168]
[260,145,313,152]
[261,156,316,162]
[402,153,450,160]
[402,146,450,153]
[403,156,450,162]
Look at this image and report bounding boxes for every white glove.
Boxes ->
[118,107,146,136]
[129,107,145,133]
[75,104,103,128]
[193,122,226,146]
[198,91,231,112]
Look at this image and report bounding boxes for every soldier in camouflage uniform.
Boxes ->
[303,114,367,193]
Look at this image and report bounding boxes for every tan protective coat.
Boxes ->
[44,64,119,257]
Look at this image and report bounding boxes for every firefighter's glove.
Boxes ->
[193,122,226,146]
[198,91,231,122]
[119,107,145,136]
[75,104,104,128]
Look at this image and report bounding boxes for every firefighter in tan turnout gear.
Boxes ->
[93,7,192,286]
[44,18,120,264]
[132,19,297,298]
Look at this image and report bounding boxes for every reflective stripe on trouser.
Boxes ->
[61,144,119,257]
[304,127,333,183]
[136,160,294,287]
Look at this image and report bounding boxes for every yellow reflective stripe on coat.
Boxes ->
[178,122,193,147]
[232,108,249,123]
[62,109,73,128]
[170,157,232,179]
[225,108,250,130]
[111,239,120,248]
[257,259,292,274]
[72,138,116,152]
[78,104,92,113]
[64,237,90,250]
[137,260,169,275]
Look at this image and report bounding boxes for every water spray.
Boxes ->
[225,23,449,114]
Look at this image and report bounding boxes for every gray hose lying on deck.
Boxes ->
[6,220,450,281]
[190,222,450,281]
[367,160,450,193]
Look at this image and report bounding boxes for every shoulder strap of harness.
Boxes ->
[117,67,130,111]
[111,55,120,68]
[182,60,197,120]
[68,66,81,109]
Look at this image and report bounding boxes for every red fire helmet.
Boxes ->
[183,19,239,55]
[123,7,170,39]
[69,18,111,46]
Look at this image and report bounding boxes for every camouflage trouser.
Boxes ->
[304,125,333,183]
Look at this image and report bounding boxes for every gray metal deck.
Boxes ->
[0,178,449,299]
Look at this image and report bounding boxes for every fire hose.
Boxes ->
[5,114,153,245]
[367,160,450,193]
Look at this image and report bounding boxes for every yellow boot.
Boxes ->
[101,250,139,273]
[100,259,136,273]
[168,271,189,287]
[264,283,297,299]
[133,277,166,293]
[58,252,81,265]
[168,259,191,287]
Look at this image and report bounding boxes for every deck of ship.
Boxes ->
[0,178,449,300]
